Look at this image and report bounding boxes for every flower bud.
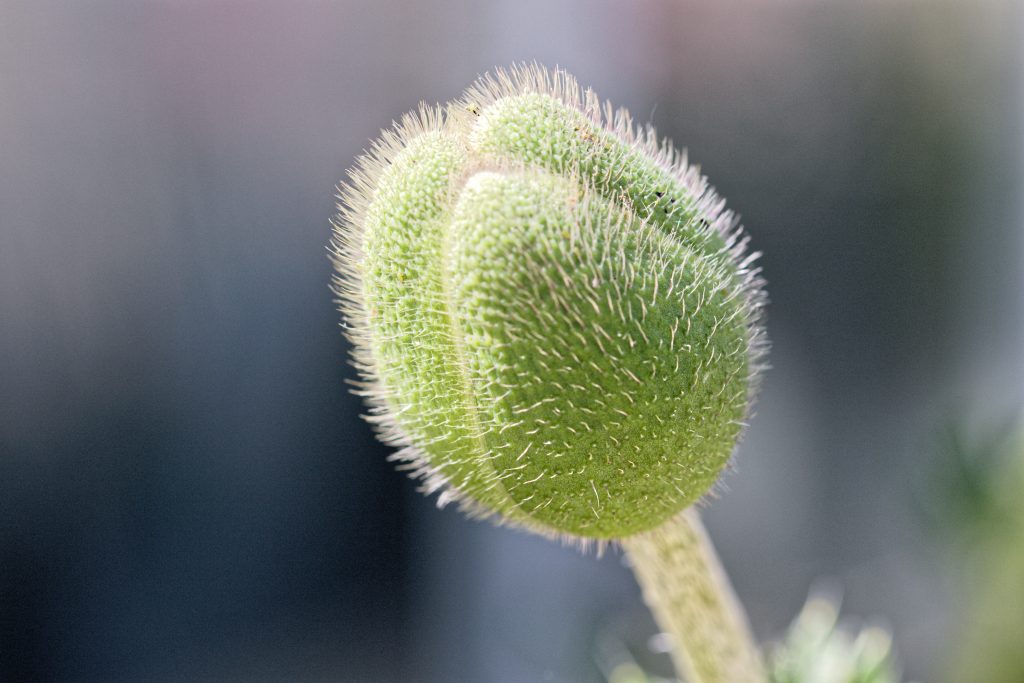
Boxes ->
[332,65,765,540]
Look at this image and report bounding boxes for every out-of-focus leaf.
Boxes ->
[768,595,904,683]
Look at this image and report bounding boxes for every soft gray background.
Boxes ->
[1,1,1022,681]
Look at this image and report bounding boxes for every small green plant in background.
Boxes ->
[927,416,1024,683]
[767,595,901,683]
[330,64,905,683]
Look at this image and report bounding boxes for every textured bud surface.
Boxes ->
[332,65,766,540]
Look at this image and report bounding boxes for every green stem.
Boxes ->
[621,508,766,683]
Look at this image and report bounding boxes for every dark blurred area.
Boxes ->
[1,1,1021,681]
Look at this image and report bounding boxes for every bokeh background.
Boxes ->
[2,1,1022,681]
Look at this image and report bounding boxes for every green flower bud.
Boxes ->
[331,64,766,541]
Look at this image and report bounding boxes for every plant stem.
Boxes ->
[621,508,766,683]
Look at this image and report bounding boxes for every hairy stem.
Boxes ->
[621,508,766,683]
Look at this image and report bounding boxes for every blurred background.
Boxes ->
[1,1,1022,681]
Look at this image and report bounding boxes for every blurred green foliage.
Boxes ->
[934,416,1024,683]
[768,597,902,683]
[603,594,904,683]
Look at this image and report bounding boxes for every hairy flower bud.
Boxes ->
[331,64,766,541]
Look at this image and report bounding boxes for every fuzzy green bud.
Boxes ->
[332,65,766,541]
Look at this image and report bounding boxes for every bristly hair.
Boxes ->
[328,63,768,553]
